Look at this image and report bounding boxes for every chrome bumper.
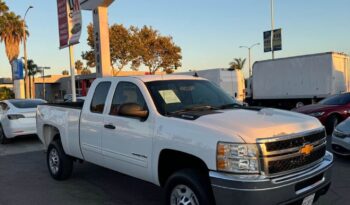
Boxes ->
[209,151,333,205]
[332,135,350,156]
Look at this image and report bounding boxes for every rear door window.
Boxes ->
[90,82,111,113]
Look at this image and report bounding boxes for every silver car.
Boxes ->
[332,117,350,156]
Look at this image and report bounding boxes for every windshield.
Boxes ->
[10,100,46,109]
[146,80,238,115]
[318,93,350,105]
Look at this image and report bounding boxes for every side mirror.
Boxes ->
[119,103,148,120]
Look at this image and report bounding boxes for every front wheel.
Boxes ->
[164,169,215,205]
[47,139,73,180]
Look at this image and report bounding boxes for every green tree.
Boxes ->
[135,26,182,74]
[229,58,246,70]
[109,24,140,71]
[62,70,69,75]
[81,68,91,75]
[0,11,28,78]
[82,24,182,74]
[81,23,95,68]
[75,60,83,75]
[0,87,14,100]
[27,59,38,98]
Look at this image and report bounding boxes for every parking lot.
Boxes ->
[0,136,349,205]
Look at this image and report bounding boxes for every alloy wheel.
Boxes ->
[49,148,60,174]
[170,184,199,205]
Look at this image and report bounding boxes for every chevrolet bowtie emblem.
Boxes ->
[300,144,314,155]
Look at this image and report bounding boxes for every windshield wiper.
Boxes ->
[167,105,219,116]
[219,103,242,109]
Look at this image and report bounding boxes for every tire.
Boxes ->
[326,115,340,134]
[0,124,8,144]
[164,169,215,205]
[47,139,73,180]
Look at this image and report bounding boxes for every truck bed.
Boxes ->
[46,101,84,109]
[36,104,84,159]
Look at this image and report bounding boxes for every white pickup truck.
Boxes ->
[37,75,333,205]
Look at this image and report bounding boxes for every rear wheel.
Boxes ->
[47,139,73,180]
[0,125,8,144]
[164,169,214,205]
[326,115,340,134]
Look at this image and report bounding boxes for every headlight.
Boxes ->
[309,112,325,117]
[333,129,348,139]
[217,142,260,174]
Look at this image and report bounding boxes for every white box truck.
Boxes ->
[249,52,350,109]
[177,68,246,102]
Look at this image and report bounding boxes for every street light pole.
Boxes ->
[239,43,260,77]
[23,5,33,99]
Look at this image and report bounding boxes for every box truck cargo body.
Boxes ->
[250,52,350,109]
[177,68,246,102]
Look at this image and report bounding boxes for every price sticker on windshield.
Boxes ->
[159,90,181,104]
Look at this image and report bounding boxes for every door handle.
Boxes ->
[104,124,116,130]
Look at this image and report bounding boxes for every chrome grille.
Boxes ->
[265,131,325,152]
[257,129,327,176]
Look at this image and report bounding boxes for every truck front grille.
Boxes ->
[258,129,327,176]
[268,146,326,174]
[265,131,325,152]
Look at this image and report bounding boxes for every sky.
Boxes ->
[0,0,349,79]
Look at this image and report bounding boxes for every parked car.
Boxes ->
[37,76,333,205]
[0,99,46,144]
[293,93,350,133]
[332,118,350,156]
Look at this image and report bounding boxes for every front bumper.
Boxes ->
[210,151,333,205]
[332,135,350,156]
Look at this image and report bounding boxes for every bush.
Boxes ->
[0,87,15,100]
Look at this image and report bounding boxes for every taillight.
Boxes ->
[7,114,25,120]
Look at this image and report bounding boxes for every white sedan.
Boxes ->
[0,99,46,144]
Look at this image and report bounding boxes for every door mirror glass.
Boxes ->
[119,103,148,119]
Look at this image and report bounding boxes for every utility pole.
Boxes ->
[240,43,260,77]
[23,5,33,99]
[271,0,275,59]
[69,46,77,102]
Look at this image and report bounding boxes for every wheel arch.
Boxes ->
[42,124,61,147]
[157,149,210,187]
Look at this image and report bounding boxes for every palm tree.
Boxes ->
[75,60,83,75]
[27,59,38,98]
[81,68,92,75]
[62,70,69,75]
[0,12,28,79]
[229,58,246,70]
[0,0,9,15]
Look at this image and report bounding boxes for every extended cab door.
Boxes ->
[102,81,154,182]
[80,81,112,165]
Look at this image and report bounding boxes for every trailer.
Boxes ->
[249,52,350,109]
[177,68,246,102]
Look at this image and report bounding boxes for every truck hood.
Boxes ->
[194,108,322,143]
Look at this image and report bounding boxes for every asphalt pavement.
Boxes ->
[0,136,349,205]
